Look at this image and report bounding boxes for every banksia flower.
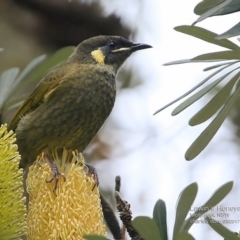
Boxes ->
[26,149,106,239]
[0,124,26,239]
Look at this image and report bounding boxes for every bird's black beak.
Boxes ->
[131,43,152,52]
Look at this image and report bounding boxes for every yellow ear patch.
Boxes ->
[91,49,105,64]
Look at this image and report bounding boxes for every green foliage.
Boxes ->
[194,0,240,38]
[0,68,20,108]
[206,216,240,240]
[193,0,232,25]
[0,47,73,123]
[87,182,235,240]
[189,73,240,126]
[173,183,198,240]
[194,0,240,16]
[182,182,233,231]
[216,22,240,40]
[153,199,168,240]
[171,71,232,116]
[174,26,239,50]
[132,216,162,240]
[130,182,236,240]
[185,84,240,160]
[138,182,234,240]
[154,1,240,160]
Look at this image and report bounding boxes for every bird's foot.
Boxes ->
[44,153,66,191]
[86,164,99,190]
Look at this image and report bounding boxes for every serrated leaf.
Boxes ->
[189,72,240,126]
[193,0,232,24]
[175,25,239,50]
[175,231,195,240]
[0,68,19,107]
[153,199,168,240]
[194,0,240,16]
[216,22,240,39]
[154,64,232,115]
[193,51,240,61]
[203,61,238,71]
[206,216,239,240]
[185,78,240,160]
[171,72,230,116]
[173,183,198,240]
[132,216,162,240]
[84,235,110,240]
[183,182,233,231]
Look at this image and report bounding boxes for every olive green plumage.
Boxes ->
[8,35,152,167]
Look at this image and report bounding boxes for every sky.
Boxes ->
[89,0,240,239]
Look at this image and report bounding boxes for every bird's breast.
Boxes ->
[15,64,117,157]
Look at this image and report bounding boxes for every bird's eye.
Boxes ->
[108,40,117,49]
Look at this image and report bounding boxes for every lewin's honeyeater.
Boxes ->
[8,35,152,182]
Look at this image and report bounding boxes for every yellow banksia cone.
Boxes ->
[26,149,106,240]
[0,124,26,240]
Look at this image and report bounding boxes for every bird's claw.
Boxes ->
[43,153,66,191]
[46,167,66,191]
[86,164,99,190]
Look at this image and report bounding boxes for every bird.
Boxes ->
[8,35,152,184]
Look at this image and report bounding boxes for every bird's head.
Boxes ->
[69,35,152,72]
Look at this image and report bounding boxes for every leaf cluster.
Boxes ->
[154,0,240,159]
[85,182,238,240]
[194,0,240,39]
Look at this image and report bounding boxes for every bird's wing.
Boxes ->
[8,68,65,131]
